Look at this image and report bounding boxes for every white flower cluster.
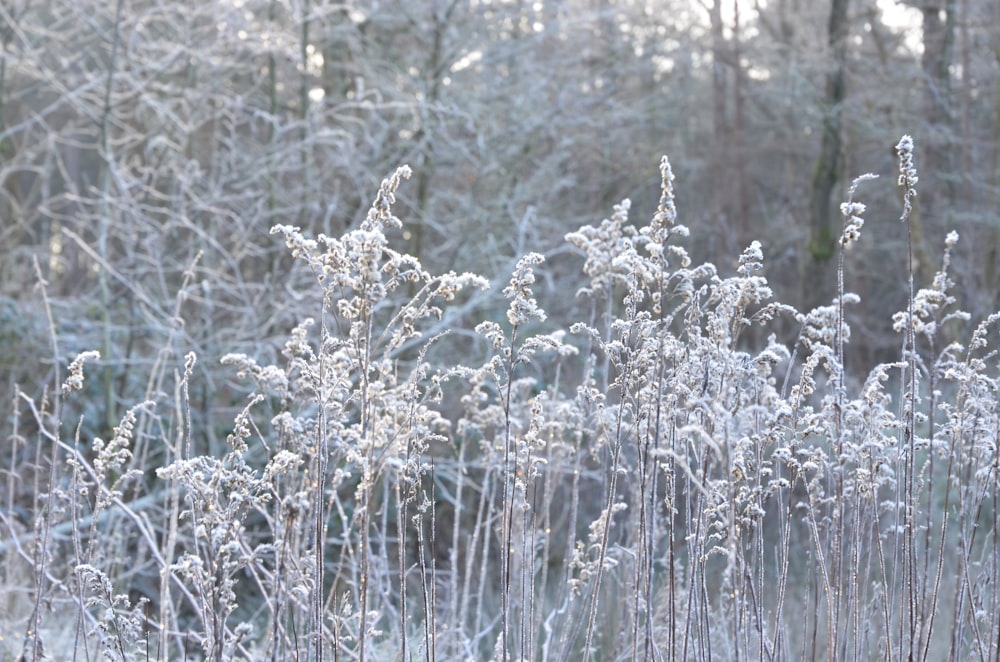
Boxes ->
[839,173,877,247]
[565,199,638,298]
[503,252,547,327]
[62,350,100,395]
[892,233,969,339]
[895,135,918,221]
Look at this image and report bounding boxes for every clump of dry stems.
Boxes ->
[4,137,1000,662]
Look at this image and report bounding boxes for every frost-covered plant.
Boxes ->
[560,156,799,660]
[8,140,1000,662]
[156,394,273,659]
[474,251,579,661]
[204,166,487,660]
[75,564,148,661]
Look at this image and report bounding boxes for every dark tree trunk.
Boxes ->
[710,0,730,265]
[915,1,956,280]
[805,0,850,309]
[709,0,750,261]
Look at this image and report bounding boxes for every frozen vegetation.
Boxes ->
[5,140,1000,661]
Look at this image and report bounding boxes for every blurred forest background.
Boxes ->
[1,0,997,438]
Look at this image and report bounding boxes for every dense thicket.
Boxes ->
[2,0,998,423]
[3,1,1000,660]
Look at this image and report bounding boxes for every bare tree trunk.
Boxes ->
[920,1,956,199]
[985,0,1000,315]
[805,0,849,309]
[411,1,458,266]
[732,0,750,250]
[882,1,955,291]
[915,1,956,281]
[710,0,730,263]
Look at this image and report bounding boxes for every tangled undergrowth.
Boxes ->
[3,136,1000,661]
